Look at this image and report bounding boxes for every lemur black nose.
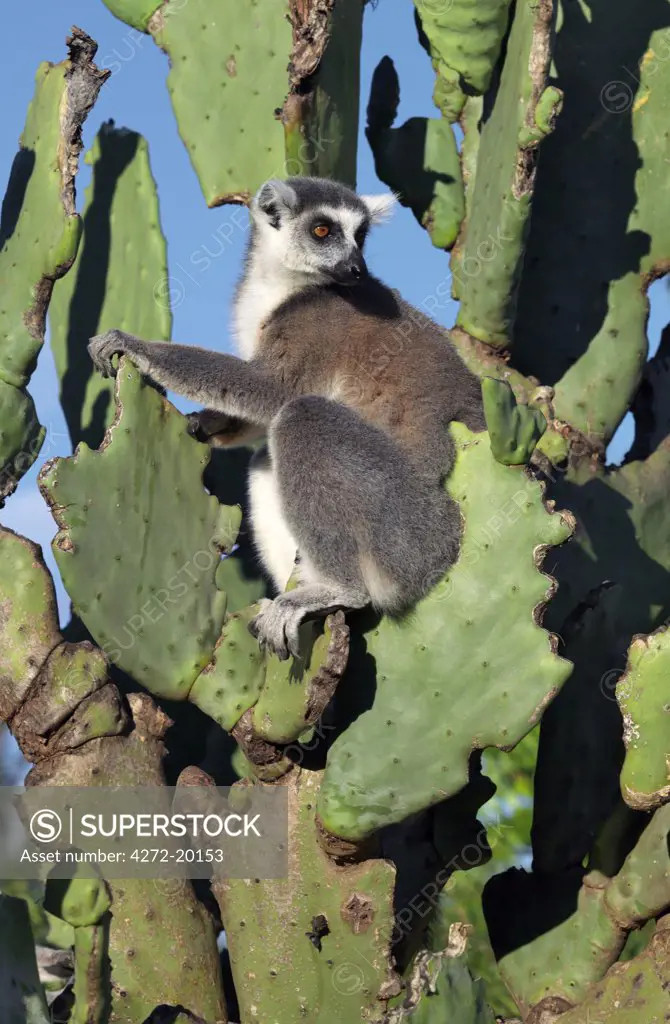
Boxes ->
[346,251,367,282]
[330,252,367,285]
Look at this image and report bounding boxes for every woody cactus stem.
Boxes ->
[0,527,228,1024]
[283,0,363,186]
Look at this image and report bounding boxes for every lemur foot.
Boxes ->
[88,329,145,378]
[248,597,303,661]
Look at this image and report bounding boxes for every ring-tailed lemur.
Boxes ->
[89,176,485,660]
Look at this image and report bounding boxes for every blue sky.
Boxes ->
[0,0,666,623]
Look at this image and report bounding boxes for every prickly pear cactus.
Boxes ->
[452,0,559,342]
[49,121,171,450]
[415,0,512,121]
[555,917,670,1024]
[216,771,399,1023]
[482,376,547,465]
[0,30,107,501]
[617,626,670,810]
[39,359,240,699]
[250,612,349,743]
[318,422,573,840]
[367,56,465,249]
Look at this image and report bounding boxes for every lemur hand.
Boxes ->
[88,330,147,378]
[186,408,233,442]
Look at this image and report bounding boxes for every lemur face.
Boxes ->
[250,177,397,286]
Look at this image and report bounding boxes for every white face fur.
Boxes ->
[249,177,397,286]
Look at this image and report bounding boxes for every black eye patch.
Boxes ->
[354,223,368,248]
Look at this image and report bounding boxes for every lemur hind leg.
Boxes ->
[249,396,461,660]
[249,581,368,661]
[247,446,300,596]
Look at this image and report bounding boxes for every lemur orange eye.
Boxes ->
[313,224,330,238]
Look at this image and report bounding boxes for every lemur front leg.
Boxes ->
[88,330,289,425]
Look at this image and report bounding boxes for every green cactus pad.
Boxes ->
[604,803,670,928]
[45,869,111,929]
[252,612,349,744]
[100,0,161,32]
[50,123,171,450]
[414,0,512,122]
[555,920,670,1024]
[189,605,266,730]
[616,628,670,810]
[39,359,241,700]
[454,0,557,345]
[151,0,291,206]
[484,869,626,1013]
[485,805,669,1012]
[0,32,107,497]
[482,376,547,464]
[219,770,399,1023]
[518,85,564,147]
[318,423,573,841]
[0,529,61,722]
[0,385,44,502]
[367,57,465,249]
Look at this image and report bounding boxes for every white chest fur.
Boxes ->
[233,271,306,360]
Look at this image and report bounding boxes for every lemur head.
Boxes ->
[249,176,397,286]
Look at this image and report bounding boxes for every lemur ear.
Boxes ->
[252,179,299,228]
[361,192,398,224]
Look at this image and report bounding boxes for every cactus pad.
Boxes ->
[188,605,266,730]
[604,803,670,928]
[100,0,161,32]
[454,0,558,346]
[45,869,111,929]
[148,0,291,206]
[50,122,171,450]
[367,57,465,249]
[482,376,547,465]
[617,627,670,810]
[39,359,241,700]
[484,868,626,1013]
[555,920,670,1024]
[251,612,349,744]
[485,805,670,1012]
[218,770,398,1023]
[0,31,107,498]
[318,422,573,841]
[0,529,61,722]
[414,0,512,122]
